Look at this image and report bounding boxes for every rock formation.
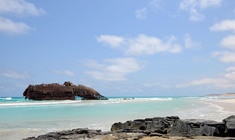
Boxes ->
[24,116,235,140]
[23,81,108,100]
[111,115,235,137]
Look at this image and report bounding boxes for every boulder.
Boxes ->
[167,119,223,136]
[223,115,235,136]
[111,116,178,134]
[111,116,231,137]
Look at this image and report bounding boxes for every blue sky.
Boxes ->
[1,0,235,97]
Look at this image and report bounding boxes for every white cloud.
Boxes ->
[212,51,235,63]
[210,20,235,63]
[86,57,142,81]
[226,66,235,72]
[135,7,147,19]
[0,0,45,35]
[97,35,124,48]
[184,33,201,49]
[177,74,235,89]
[97,34,182,56]
[148,0,163,10]
[0,16,31,34]
[220,35,235,50]
[135,0,164,20]
[179,0,203,21]
[179,0,221,21]
[190,78,225,85]
[177,77,232,88]
[0,0,45,16]
[189,8,204,21]
[55,70,75,76]
[210,19,235,32]
[224,72,235,80]
[176,65,235,89]
[192,78,223,86]
[1,70,29,79]
[126,34,181,55]
[225,66,235,80]
[199,0,221,9]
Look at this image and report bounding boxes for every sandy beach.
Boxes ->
[211,99,235,112]
[205,94,235,113]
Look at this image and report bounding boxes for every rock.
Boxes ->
[223,115,235,136]
[111,116,234,137]
[23,81,108,100]
[111,116,178,134]
[23,128,147,140]
[167,119,222,137]
[23,128,103,140]
[24,116,235,140]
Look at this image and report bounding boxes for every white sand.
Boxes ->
[206,98,235,112]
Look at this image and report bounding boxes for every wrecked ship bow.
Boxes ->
[23,81,108,100]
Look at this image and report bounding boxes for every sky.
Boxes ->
[1,0,235,97]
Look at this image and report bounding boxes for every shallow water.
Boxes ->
[0,96,234,140]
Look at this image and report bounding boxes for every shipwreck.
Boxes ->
[23,81,108,100]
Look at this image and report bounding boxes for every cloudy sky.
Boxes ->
[1,0,235,97]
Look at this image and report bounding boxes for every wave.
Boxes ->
[109,97,173,101]
[100,97,173,105]
[0,97,12,100]
[0,100,83,107]
[0,97,174,107]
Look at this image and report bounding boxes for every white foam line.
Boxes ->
[0,97,174,107]
[0,100,82,107]
[0,97,12,100]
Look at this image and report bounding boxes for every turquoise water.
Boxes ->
[0,96,234,140]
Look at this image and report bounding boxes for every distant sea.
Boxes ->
[0,96,234,140]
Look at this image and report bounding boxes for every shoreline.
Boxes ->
[205,97,235,113]
[210,99,235,112]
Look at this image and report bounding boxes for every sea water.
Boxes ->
[0,96,234,140]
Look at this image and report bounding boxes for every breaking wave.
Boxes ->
[0,97,174,107]
[0,97,12,100]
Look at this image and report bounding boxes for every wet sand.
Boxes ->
[211,99,235,112]
[206,93,235,112]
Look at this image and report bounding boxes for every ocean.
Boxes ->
[0,96,234,140]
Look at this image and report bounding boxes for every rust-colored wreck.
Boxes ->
[23,81,108,100]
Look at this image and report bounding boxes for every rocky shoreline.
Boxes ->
[24,116,235,140]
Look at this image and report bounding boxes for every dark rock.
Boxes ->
[110,122,123,131]
[23,81,108,100]
[145,118,154,121]
[168,119,220,137]
[24,116,235,140]
[111,117,177,134]
[166,116,180,120]
[167,120,190,136]
[223,115,235,136]
[131,120,147,130]
[111,116,235,137]
[23,128,103,140]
